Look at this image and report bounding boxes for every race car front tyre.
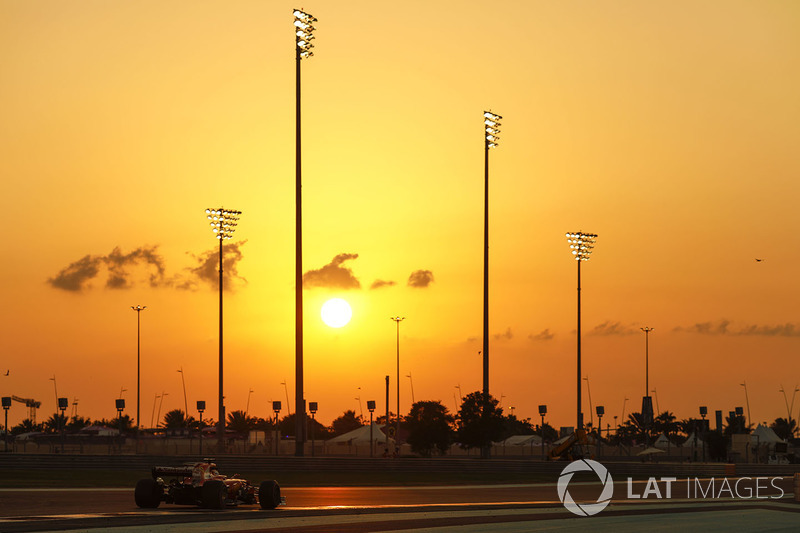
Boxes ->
[134,479,163,508]
[201,480,226,509]
[259,480,281,509]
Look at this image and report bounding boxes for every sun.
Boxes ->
[320,298,352,328]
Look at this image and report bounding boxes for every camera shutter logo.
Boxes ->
[557,459,614,516]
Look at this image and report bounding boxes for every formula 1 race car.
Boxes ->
[134,461,284,510]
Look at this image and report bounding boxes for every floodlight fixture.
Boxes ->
[484,111,502,149]
[294,9,317,59]
[566,232,597,261]
[206,208,241,240]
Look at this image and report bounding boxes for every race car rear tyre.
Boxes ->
[259,480,281,510]
[201,479,226,509]
[134,478,163,508]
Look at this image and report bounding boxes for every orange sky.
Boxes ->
[2,1,800,431]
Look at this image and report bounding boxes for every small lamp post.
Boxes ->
[116,399,125,451]
[2,397,10,453]
[699,406,707,463]
[116,398,125,423]
[367,400,376,457]
[309,401,318,457]
[197,400,206,456]
[58,397,68,453]
[273,401,282,456]
[539,404,547,460]
[596,405,604,457]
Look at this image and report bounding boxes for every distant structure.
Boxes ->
[12,395,41,424]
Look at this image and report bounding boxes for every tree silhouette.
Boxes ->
[723,414,750,436]
[501,414,535,440]
[405,400,454,457]
[252,417,275,432]
[66,415,91,432]
[770,417,796,440]
[43,413,68,434]
[107,414,133,433]
[163,409,188,429]
[331,410,363,437]
[653,411,680,440]
[535,422,559,443]
[11,419,42,435]
[226,410,254,435]
[455,392,504,450]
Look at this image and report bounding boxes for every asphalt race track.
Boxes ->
[1,481,798,532]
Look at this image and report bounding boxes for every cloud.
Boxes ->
[588,321,637,336]
[529,329,555,341]
[736,323,800,336]
[408,269,434,288]
[48,246,167,291]
[674,320,800,337]
[303,253,361,289]
[370,279,396,290]
[177,241,247,291]
[493,327,513,341]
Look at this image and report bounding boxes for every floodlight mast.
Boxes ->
[482,110,501,460]
[293,8,316,456]
[566,231,597,430]
[205,207,242,453]
[130,305,146,436]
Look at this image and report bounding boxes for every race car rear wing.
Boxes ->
[152,466,195,478]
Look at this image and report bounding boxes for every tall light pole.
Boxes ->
[130,305,146,432]
[739,381,751,426]
[177,367,188,420]
[150,393,160,429]
[640,327,654,432]
[779,384,800,423]
[406,373,415,404]
[583,376,593,428]
[293,7,316,457]
[390,316,405,453]
[157,391,168,428]
[482,111,501,460]
[245,389,254,418]
[621,396,629,423]
[651,388,660,416]
[566,231,597,430]
[205,207,242,453]
[49,375,58,413]
[482,111,501,400]
[281,380,292,415]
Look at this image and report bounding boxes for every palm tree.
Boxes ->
[163,409,188,429]
[226,410,254,435]
[653,411,680,440]
[43,413,68,434]
[107,415,133,433]
[11,419,42,435]
[66,415,91,432]
[771,417,796,440]
[724,413,751,436]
